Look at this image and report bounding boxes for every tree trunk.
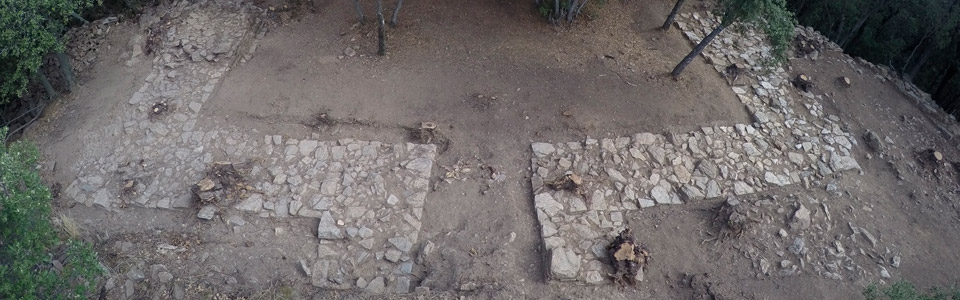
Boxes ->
[934,64,957,101]
[377,0,386,56]
[390,0,404,27]
[672,22,728,77]
[56,52,75,92]
[839,14,870,48]
[662,0,686,31]
[906,43,935,81]
[37,71,57,101]
[353,0,364,24]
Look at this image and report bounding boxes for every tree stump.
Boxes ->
[792,74,812,92]
[838,76,851,88]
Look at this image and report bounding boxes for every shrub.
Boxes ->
[0,127,103,299]
[864,281,960,300]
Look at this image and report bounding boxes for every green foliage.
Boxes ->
[0,127,103,299]
[717,0,797,61]
[864,281,960,300]
[0,0,97,104]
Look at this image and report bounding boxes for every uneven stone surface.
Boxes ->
[57,3,437,294]
[530,12,866,284]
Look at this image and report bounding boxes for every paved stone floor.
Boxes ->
[533,12,866,284]
[60,2,437,293]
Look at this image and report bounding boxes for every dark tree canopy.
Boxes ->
[787,0,960,113]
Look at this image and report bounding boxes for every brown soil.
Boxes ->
[22,0,960,299]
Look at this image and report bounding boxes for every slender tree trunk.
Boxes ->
[55,52,75,92]
[353,0,365,24]
[390,0,403,27]
[377,0,386,56]
[901,33,930,73]
[839,14,870,48]
[37,71,57,101]
[662,0,686,30]
[672,22,728,77]
[934,64,957,101]
[906,44,935,81]
[567,0,579,23]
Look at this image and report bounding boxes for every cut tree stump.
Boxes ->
[838,76,851,88]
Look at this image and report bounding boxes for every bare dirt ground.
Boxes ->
[21,0,960,299]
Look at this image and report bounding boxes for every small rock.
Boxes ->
[197,205,217,220]
[788,238,805,255]
[157,272,173,283]
[317,211,343,240]
[789,204,811,230]
[880,267,891,278]
[864,130,883,152]
[550,247,580,281]
[299,259,312,276]
[891,255,901,268]
[344,47,357,57]
[532,143,556,157]
[365,276,385,293]
[235,194,264,212]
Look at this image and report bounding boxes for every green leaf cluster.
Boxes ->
[0,0,96,104]
[718,0,797,62]
[0,127,103,299]
[864,281,960,300]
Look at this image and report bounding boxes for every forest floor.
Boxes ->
[21,0,960,299]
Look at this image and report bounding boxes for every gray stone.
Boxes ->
[299,140,319,156]
[534,193,564,217]
[126,267,145,280]
[880,267,891,278]
[637,198,656,208]
[405,158,433,176]
[365,277,386,293]
[764,172,790,187]
[788,238,806,255]
[680,184,704,201]
[743,142,761,156]
[585,271,604,285]
[733,181,755,195]
[864,130,883,152]
[386,194,399,206]
[299,259,312,276]
[395,277,411,293]
[389,237,413,252]
[235,194,264,212]
[550,247,580,281]
[227,214,246,226]
[634,133,657,145]
[317,211,343,240]
[674,165,692,183]
[753,111,770,123]
[705,180,721,198]
[829,153,861,172]
[289,200,303,215]
[320,179,339,195]
[788,152,804,165]
[648,146,667,165]
[157,272,173,283]
[696,160,719,178]
[532,143,556,157]
[790,204,811,230]
[385,249,402,262]
[606,168,628,183]
[651,186,672,204]
[197,205,217,220]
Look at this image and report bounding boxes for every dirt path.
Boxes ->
[22,0,960,299]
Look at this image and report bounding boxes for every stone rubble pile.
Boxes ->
[532,12,869,284]
[59,1,435,294]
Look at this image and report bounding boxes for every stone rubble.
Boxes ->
[58,1,436,294]
[531,12,868,284]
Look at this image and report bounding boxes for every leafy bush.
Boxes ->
[864,281,960,300]
[0,127,103,299]
[0,0,97,104]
